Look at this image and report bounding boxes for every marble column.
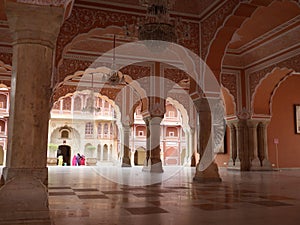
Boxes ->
[236,119,251,171]
[193,98,221,182]
[258,121,272,170]
[121,124,131,167]
[227,121,238,169]
[149,116,164,173]
[142,117,151,171]
[142,116,164,173]
[0,1,66,224]
[248,120,261,170]
[188,128,195,166]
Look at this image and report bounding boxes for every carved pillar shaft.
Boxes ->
[121,125,131,167]
[248,120,261,170]
[259,121,272,169]
[142,117,150,168]
[0,1,67,224]
[235,120,251,171]
[189,128,195,165]
[227,122,237,168]
[149,116,163,173]
[193,98,221,182]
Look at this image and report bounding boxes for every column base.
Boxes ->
[227,158,235,167]
[150,160,164,173]
[121,157,131,167]
[227,159,241,170]
[142,159,164,173]
[193,161,222,183]
[250,157,262,170]
[190,154,196,167]
[0,175,51,225]
[261,159,273,170]
[1,167,48,186]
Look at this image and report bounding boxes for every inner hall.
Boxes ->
[0,0,300,225]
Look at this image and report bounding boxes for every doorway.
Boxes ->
[134,147,146,165]
[57,144,71,166]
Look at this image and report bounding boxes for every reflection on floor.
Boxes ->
[1,166,300,225]
[47,166,300,225]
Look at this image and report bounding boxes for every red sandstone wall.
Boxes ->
[268,75,300,168]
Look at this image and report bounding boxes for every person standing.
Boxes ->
[72,155,77,166]
[58,155,63,166]
[76,153,81,166]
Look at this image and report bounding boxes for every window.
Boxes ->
[61,130,69,139]
[97,123,102,135]
[52,101,60,110]
[169,111,175,117]
[62,97,71,110]
[169,131,174,137]
[85,122,93,135]
[138,131,144,136]
[104,123,108,136]
[110,124,113,135]
[73,96,82,111]
[0,120,5,132]
[0,94,6,108]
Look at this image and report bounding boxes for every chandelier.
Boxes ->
[138,0,176,43]
[82,73,101,113]
[107,35,125,85]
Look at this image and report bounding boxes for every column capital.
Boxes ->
[247,119,259,128]
[5,0,72,48]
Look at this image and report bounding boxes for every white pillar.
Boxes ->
[121,125,131,167]
[149,116,163,173]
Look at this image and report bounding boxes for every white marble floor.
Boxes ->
[1,166,300,225]
[48,166,300,225]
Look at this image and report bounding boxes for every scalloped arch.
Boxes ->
[252,67,294,115]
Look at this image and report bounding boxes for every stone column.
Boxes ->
[149,116,164,173]
[142,117,151,171]
[189,128,195,166]
[227,121,237,169]
[0,1,68,224]
[248,120,261,170]
[184,130,190,165]
[121,124,131,167]
[259,121,272,170]
[193,98,221,182]
[235,119,251,171]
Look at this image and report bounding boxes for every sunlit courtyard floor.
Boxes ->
[1,165,300,225]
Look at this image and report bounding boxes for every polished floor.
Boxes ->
[2,166,300,225]
[46,166,300,225]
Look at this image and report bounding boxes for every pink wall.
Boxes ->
[268,75,300,168]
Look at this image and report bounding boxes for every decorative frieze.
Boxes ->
[221,73,237,103]
[201,0,239,60]
[249,54,300,101]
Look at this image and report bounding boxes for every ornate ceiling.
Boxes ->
[0,0,299,112]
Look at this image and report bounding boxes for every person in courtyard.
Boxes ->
[80,155,85,166]
[76,153,81,166]
[57,155,63,166]
[72,155,77,166]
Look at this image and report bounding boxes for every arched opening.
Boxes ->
[134,147,146,166]
[97,144,101,160]
[164,147,179,165]
[57,143,71,166]
[103,144,108,161]
[0,145,4,165]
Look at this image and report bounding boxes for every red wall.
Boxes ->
[268,75,300,168]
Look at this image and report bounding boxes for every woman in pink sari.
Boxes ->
[72,155,77,166]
